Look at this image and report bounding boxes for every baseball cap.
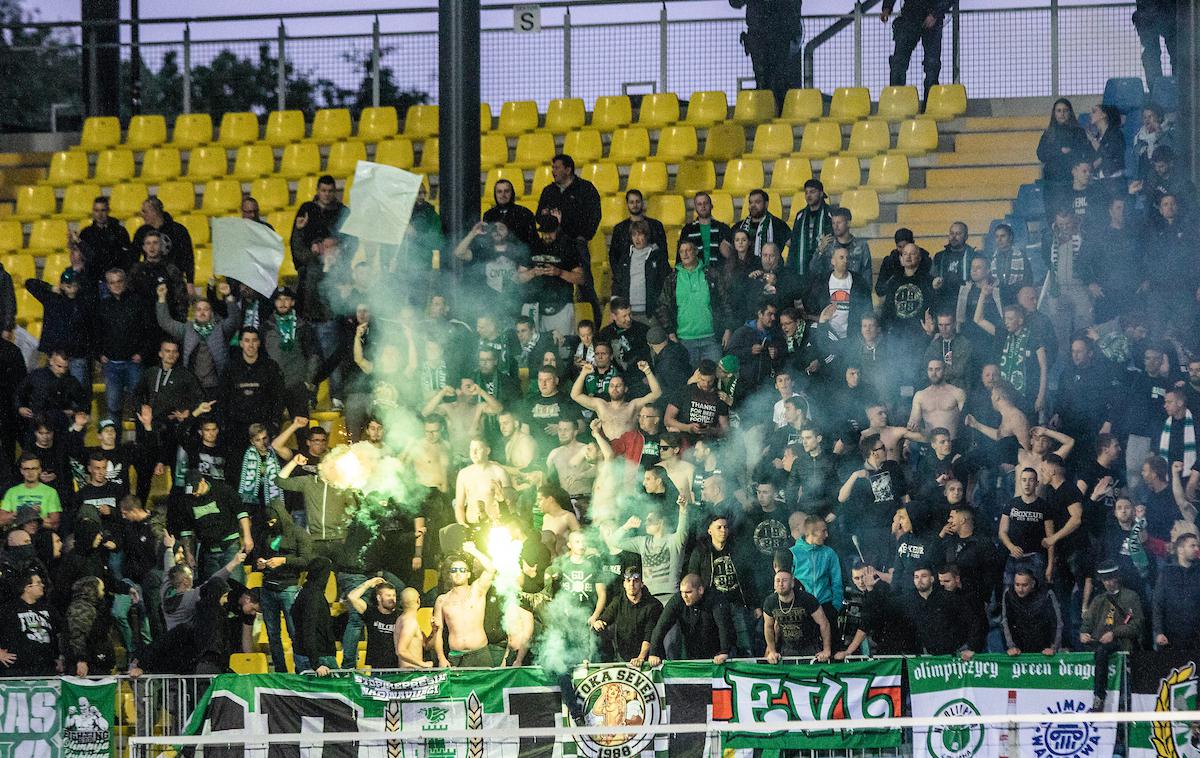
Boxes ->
[15,506,41,527]
[718,354,740,374]
[59,268,78,284]
[97,418,117,431]
[1096,563,1120,578]
[272,285,297,301]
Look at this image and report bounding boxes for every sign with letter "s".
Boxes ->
[514,5,541,33]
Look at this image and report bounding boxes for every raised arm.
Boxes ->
[973,285,997,335]
[570,363,601,412]
[631,361,662,408]
[463,541,495,593]
[271,417,308,461]
[588,419,614,461]
[353,322,373,374]
[346,576,386,615]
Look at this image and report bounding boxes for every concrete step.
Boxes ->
[933,151,1039,167]
[897,199,1011,224]
[953,131,1041,154]
[925,165,1040,187]
[876,220,1002,239]
[905,184,1025,202]
[961,115,1047,131]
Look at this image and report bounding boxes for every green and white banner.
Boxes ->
[0,677,116,758]
[1128,650,1200,758]
[909,653,1122,758]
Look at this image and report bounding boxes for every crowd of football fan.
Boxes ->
[0,97,1196,707]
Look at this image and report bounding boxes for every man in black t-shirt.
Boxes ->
[764,568,831,661]
[999,467,1055,586]
[516,215,584,340]
[1041,454,1086,607]
[665,360,730,443]
[346,576,400,670]
[520,367,579,458]
[71,450,126,538]
[836,434,908,567]
[1075,433,1123,547]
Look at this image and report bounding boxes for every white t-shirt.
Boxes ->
[828,272,853,339]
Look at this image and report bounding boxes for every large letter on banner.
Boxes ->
[212,217,284,298]
[0,678,60,758]
[339,162,423,246]
[1128,650,1200,758]
[908,652,1122,758]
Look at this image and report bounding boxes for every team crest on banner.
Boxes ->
[572,667,662,758]
[927,698,985,758]
[1129,653,1200,758]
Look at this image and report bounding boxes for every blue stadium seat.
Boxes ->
[1102,77,1145,113]
[1013,182,1044,222]
[1150,77,1178,112]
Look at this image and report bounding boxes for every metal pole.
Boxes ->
[563,8,572,99]
[182,23,192,114]
[659,3,668,93]
[1181,0,1199,185]
[951,0,960,83]
[87,27,100,117]
[1049,0,1060,96]
[277,21,287,111]
[438,0,481,245]
[853,0,863,87]
[371,16,381,108]
[130,0,141,114]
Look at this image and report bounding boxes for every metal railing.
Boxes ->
[0,1,1164,133]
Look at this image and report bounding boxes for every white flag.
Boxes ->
[339,160,423,246]
[211,217,285,298]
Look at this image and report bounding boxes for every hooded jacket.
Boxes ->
[482,188,536,246]
[293,556,338,668]
[15,366,88,416]
[789,539,844,609]
[25,279,91,358]
[254,499,314,590]
[65,576,114,672]
[1001,579,1063,652]
[132,212,195,282]
[1152,561,1200,645]
[687,536,760,610]
[260,311,320,387]
[649,589,734,659]
[656,262,733,338]
[156,299,242,382]
[220,352,285,430]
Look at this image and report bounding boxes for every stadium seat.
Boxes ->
[326,141,366,177]
[264,110,306,146]
[229,653,268,675]
[829,87,870,123]
[404,104,439,138]
[108,183,148,219]
[355,106,397,142]
[94,149,136,185]
[294,176,319,203]
[777,88,824,124]
[545,98,586,133]
[626,160,668,194]
[512,132,555,169]
[721,158,765,196]
[121,214,142,234]
[0,222,23,253]
[125,114,167,151]
[157,180,196,215]
[13,185,56,221]
[1014,182,1045,222]
[15,288,42,324]
[479,102,493,132]
[845,119,891,157]
[922,84,967,120]
[529,165,554,197]
[636,92,679,128]
[655,125,698,163]
[479,133,510,170]
[497,100,540,136]
[57,184,100,221]
[647,194,686,228]
[199,179,243,217]
[894,118,938,156]
[40,253,70,283]
[307,108,351,144]
[733,89,776,124]
[249,176,289,212]
[375,137,415,169]
[608,127,651,164]
[683,91,728,127]
[706,192,734,224]
[769,156,812,192]
[140,147,183,183]
[599,194,627,232]
[750,122,795,158]
[193,247,214,284]
[44,150,90,187]
[229,144,274,181]
[592,96,633,131]
[180,214,211,247]
[1103,77,1146,113]
[186,145,228,181]
[26,219,68,256]
[819,154,861,193]
[78,116,121,152]
[866,152,909,191]
[562,130,603,165]
[579,162,620,195]
[217,112,259,147]
[418,138,439,171]
[795,120,842,158]
[838,188,879,225]
[280,143,321,180]
[702,122,745,161]
[486,166,526,198]
[2,254,35,282]
[674,159,716,197]
[877,86,920,121]
[171,113,213,149]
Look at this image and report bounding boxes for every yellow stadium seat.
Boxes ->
[647,194,685,227]
[705,192,734,225]
[186,145,228,181]
[125,114,167,151]
[310,108,352,144]
[637,92,679,128]
[562,130,602,165]
[769,156,812,192]
[486,166,526,198]
[778,89,824,125]
[749,122,795,158]
[229,144,275,183]
[674,159,716,197]
[829,87,871,123]
[626,160,668,194]
[479,133,510,170]
[591,95,632,132]
[529,165,554,197]
[15,288,42,324]
[294,176,319,203]
[229,653,268,675]
[512,132,555,169]
[497,100,540,136]
[2,254,35,282]
[94,149,135,185]
[839,188,879,225]
[121,214,142,234]
[139,147,182,184]
[819,155,861,194]
[655,125,698,164]
[878,86,920,121]
[375,137,415,169]
[13,185,56,221]
[894,118,939,156]
[179,214,211,246]
[24,320,41,340]
[608,127,651,164]
[326,141,366,177]
[264,110,305,146]
[57,184,100,221]
[733,89,776,124]
[923,84,967,120]
[217,112,259,147]
[157,180,196,216]
[545,98,586,133]
[0,222,23,253]
[479,102,493,132]
[796,120,842,159]
[26,219,68,256]
[702,122,745,161]
[171,113,213,149]
[78,117,121,152]
[44,151,89,187]
[418,138,439,171]
[599,194,627,233]
[199,179,242,217]
[355,106,397,143]
[683,91,728,127]
[280,143,320,180]
[108,183,148,219]
[578,162,620,195]
[40,253,70,283]
[721,158,765,196]
[193,245,214,283]
[866,153,910,191]
[417,607,433,635]
[845,119,891,157]
[404,104,439,138]
[250,176,289,212]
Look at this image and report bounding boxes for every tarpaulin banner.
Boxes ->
[0,677,117,758]
[1128,650,1200,758]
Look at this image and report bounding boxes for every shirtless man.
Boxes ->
[497,412,537,473]
[433,542,496,667]
[537,483,582,555]
[421,378,503,454]
[570,361,662,439]
[964,383,1030,475]
[393,587,431,668]
[405,417,450,493]
[908,359,966,439]
[655,433,695,503]
[865,404,925,461]
[452,439,509,526]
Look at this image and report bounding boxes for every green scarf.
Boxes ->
[276,312,297,351]
[193,320,215,339]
